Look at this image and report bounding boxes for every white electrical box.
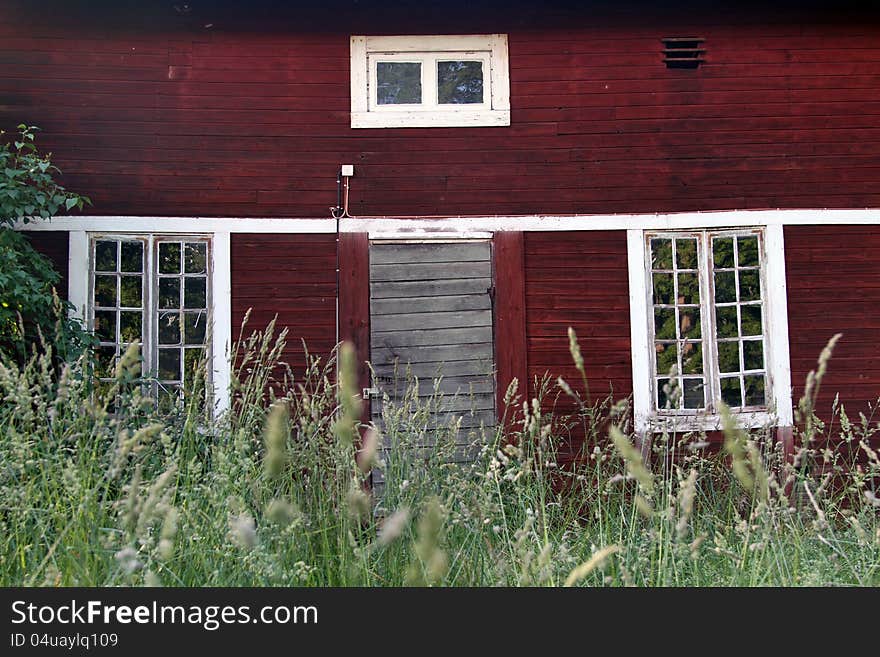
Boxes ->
[341,165,355,177]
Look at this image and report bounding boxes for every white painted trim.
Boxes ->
[352,110,510,129]
[627,229,653,435]
[763,224,794,426]
[15,208,880,235]
[211,231,232,416]
[350,36,368,116]
[350,33,511,129]
[627,226,795,433]
[17,217,336,233]
[67,231,89,324]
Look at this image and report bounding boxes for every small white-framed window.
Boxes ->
[350,34,510,128]
[627,225,793,433]
[89,234,212,408]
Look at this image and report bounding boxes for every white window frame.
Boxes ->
[627,225,793,434]
[350,34,511,128]
[87,232,215,407]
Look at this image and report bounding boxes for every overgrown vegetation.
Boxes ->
[1,318,877,587]
[0,124,92,364]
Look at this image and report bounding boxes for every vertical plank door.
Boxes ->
[369,241,496,486]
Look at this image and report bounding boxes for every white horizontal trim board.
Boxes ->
[15,208,880,236]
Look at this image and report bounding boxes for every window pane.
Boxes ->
[681,341,702,375]
[119,311,142,343]
[95,345,117,378]
[184,278,207,309]
[677,272,700,305]
[680,308,701,338]
[183,347,207,388]
[120,276,142,308]
[741,305,763,337]
[713,237,734,268]
[377,62,422,104]
[159,312,181,345]
[718,341,740,373]
[158,348,181,381]
[716,306,738,338]
[94,310,116,343]
[683,379,705,409]
[652,273,674,305]
[675,238,697,269]
[159,242,181,274]
[720,377,742,407]
[183,312,207,344]
[738,236,759,267]
[650,238,673,269]
[657,378,672,410]
[120,242,143,273]
[739,269,760,302]
[743,339,764,371]
[438,60,483,104]
[714,271,736,303]
[655,342,677,377]
[654,307,676,340]
[159,278,180,309]
[94,275,117,307]
[744,375,766,406]
[184,243,207,273]
[95,241,117,272]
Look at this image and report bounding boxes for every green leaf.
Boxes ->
[65,197,79,210]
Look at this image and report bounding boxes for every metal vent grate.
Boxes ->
[662,37,705,69]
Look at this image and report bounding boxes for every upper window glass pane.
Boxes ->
[377,62,422,105]
[437,60,484,104]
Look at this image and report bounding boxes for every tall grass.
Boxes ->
[0,318,877,586]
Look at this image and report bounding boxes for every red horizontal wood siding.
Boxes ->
[524,230,632,458]
[3,2,880,217]
[20,231,69,300]
[230,233,336,382]
[785,225,880,445]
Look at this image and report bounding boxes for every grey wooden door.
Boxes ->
[369,241,496,478]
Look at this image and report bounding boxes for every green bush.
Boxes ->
[0,124,92,364]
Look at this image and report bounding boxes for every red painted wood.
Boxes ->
[524,231,632,459]
[785,225,880,451]
[20,231,69,301]
[230,233,336,381]
[493,231,528,424]
[3,4,880,217]
[337,232,370,424]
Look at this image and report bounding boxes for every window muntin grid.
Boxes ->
[155,240,209,401]
[91,238,145,381]
[711,234,767,409]
[649,235,707,411]
[367,51,491,112]
[88,235,210,404]
[646,229,768,415]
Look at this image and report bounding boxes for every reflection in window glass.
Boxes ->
[437,60,483,104]
[377,62,422,104]
[647,230,768,415]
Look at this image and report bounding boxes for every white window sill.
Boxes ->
[636,410,781,434]
[351,109,510,129]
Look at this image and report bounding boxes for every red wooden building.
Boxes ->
[5,0,880,457]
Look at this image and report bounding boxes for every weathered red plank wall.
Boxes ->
[19,231,69,300]
[230,234,336,381]
[524,231,631,458]
[785,225,880,436]
[2,1,880,218]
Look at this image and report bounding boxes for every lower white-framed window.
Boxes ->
[628,225,793,433]
[89,233,212,407]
